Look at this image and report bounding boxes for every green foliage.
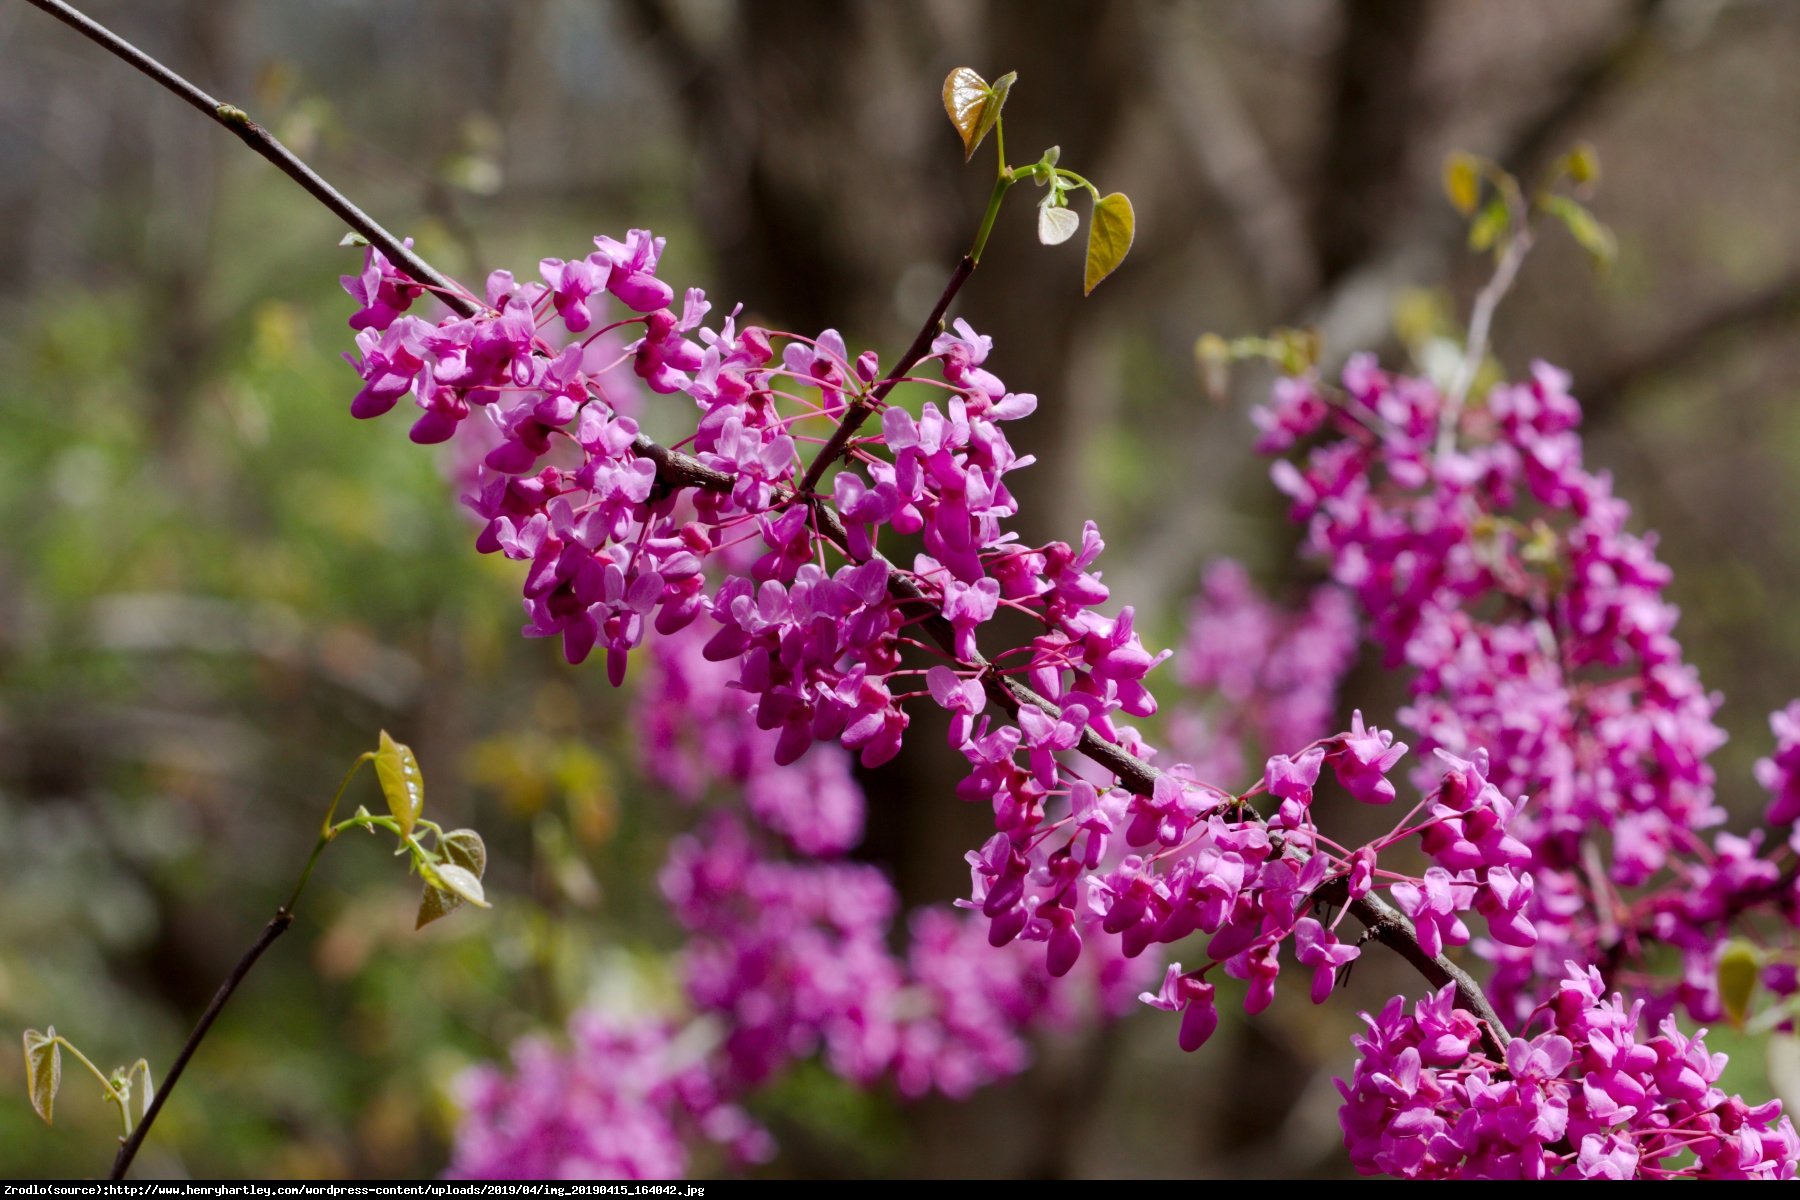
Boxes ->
[374,731,424,840]
[941,67,1013,161]
[1083,193,1136,296]
[22,1029,60,1125]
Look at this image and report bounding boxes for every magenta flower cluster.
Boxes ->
[1338,964,1798,1178]
[450,617,1149,1178]
[645,621,1145,1098]
[1257,356,1800,1026]
[1165,559,1358,788]
[451,1014,772,1179]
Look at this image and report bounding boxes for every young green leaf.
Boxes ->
[970,71,1015,158]
[23,1028,61,1125]
[1083,192,1135,295]
[1038,203,1079,246]
[127,1058,154,1123]
[1468,196,1510,254]
[428,862,491,909]
[416,829,490,928]
[374,730,424,838]
[1562,142,1600,187]
[440,828,488,878]
[1718,939,1761,1028]
[1443,152,1481,217]
[416,882,460,929]
[942,67,993,161]
[1542,195,1616,269]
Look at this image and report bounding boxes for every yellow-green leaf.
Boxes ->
[374,730,424,838]
[1083,192,1135,295]
[942,67,991,161]
[1543,195,1616,270]
[971,71,1015,157]
[1718,940,1761,1028]
[1443,152,1481,216]
[1562,142,1600,187]
[1469,195,1509,254]
[23,1028,60,1125]
[1275,327,1322,376]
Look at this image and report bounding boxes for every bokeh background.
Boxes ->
[5,0,1800,1178]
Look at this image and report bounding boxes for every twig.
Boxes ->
[792,254,975,500]
[1438,227,1532,459]
[108,912,292,1179]
[19,0,476,321]
[26,0,1516,1063]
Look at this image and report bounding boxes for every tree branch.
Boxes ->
[792,254,975,500]
[1580,264,1800,419]
[19,0,475,321]
[108,911,292,1179]
[27,0,1514,1070]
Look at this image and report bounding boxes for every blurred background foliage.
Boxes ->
[5,0,1800,1178]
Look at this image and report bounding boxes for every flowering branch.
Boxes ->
[21,0,1518,1063]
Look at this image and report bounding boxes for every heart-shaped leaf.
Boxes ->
[1038,203,1079,246]
[942,67,991,160]
[374,730,424,838]
[1083,192,1135,295]
[23,1028,60,1125]
[441,829,488,878]
[416,883,460,930]
[1542,195,1616,270]
[416,829,490,929]
[429,862,490,909]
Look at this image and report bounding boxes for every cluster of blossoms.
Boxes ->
[345,229,1800,1180]
[451,1013,772,1178]
[1257,357,1800,1025]
[1338,963,1798,1178]
[1164,559,1358,786]
[451,617,1147,1178]
[645,621,1145,1099]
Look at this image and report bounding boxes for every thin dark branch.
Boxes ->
[109,911,293,1179]
[792,254,975,499]
[20,0,475,319]
[27,0,1515,1071]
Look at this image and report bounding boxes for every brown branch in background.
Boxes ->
[1145,0,1319,311]
[1580,265,1800,418]
[1498,0,1670,179]
[1311,0,1435,285]
[24,0,1516,1100]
